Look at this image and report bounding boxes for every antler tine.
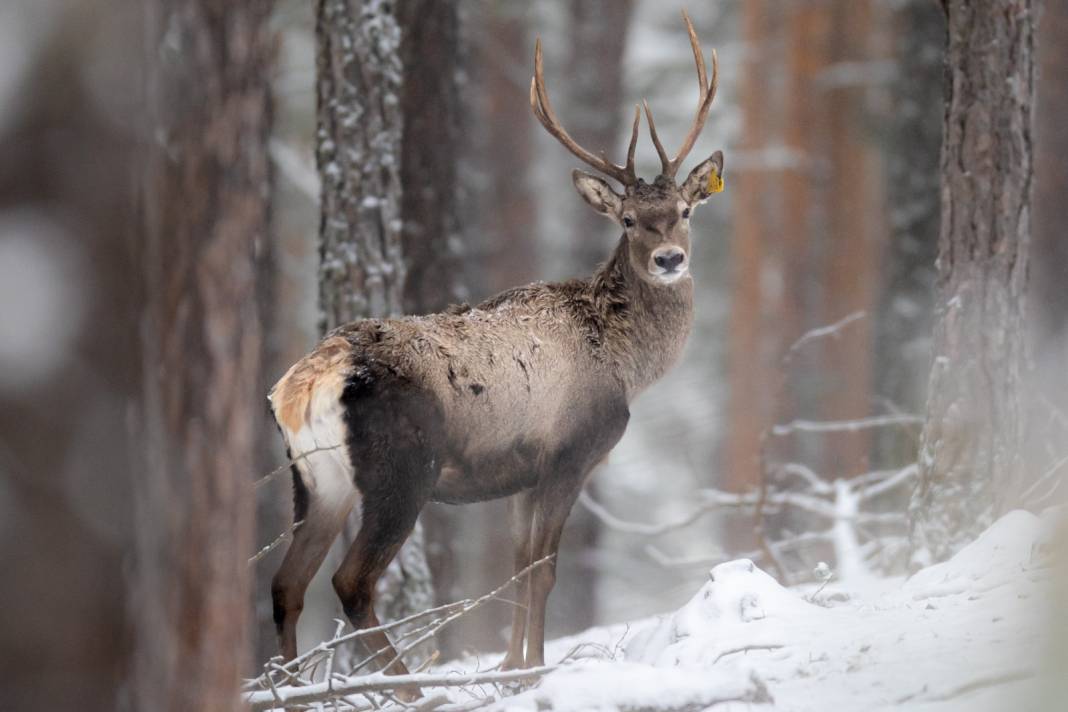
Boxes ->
[625,104,641,177]
[644,12,719,178]
[530,38,638,187]
[643,99,671,176]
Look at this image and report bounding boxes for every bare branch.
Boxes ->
[1020,452,1068,506]
[771,414,923,437]
[782,311,865,364]
[777,463,833,495]
[249,520,303,566]
[254,445,343,490]
[856,464,918,502]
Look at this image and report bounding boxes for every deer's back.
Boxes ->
[270,297,628,504]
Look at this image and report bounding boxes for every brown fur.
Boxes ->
[270,336,353,432]
[268,20,725,681]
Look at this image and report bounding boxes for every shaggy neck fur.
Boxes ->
[586,234,694,398]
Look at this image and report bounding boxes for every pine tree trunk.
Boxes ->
[873,0,944,468]
[136,1,274,709]
[397,0,466,315]
[315,0,434,633]
[563,0,634,272]
[908,0,1037,566]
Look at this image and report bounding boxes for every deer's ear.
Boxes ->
[680,151,725,206]
[572,170,623,222]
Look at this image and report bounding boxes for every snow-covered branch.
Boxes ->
[246,666,557,711]
[771,414,924,437]
[245,555,555,707]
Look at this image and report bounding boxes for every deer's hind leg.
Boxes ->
[271,464,357,662]
[330,437,437,697]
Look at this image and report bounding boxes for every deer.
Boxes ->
[267,10,723,691]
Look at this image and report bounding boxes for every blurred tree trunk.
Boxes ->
[1028,0,1068,484]
[551,0,635,640]
[398,0,466,315]
[563,0,634,271]
[872,1,943,469]
[0,4,142,710]
[909,0,1036,566]
[728,1,890,560]
[475,3,538,295]
[136,0,273,709]
[315,0,434,633]
[813,0,885,481]
[725,0,780,506]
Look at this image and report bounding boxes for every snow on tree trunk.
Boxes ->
[315,0,434,631]
[317,0,406,328]
[136,1,273,709]
[908,0,1036,566]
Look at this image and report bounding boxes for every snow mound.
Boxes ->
[495,660,770,712]
[904,509,1042,600]
[626,558,823,668]
[450,510,1058,712]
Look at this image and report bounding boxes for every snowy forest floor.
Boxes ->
[432,509,1062,712]
[251,509,1063,711]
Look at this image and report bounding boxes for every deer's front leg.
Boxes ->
[523,482,583,668]
[500,490,534,670]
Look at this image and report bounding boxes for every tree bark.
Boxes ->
[136,1,274,709]
[397,0,466,315]
[317,0,406,328]
[909,0,1037,565]
[315,0,434,636]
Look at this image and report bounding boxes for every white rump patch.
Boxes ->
[281,380,360,512]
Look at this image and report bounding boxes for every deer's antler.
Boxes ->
[644,11,719,179]
[530,38,641,188]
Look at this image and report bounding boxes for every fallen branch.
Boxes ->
[249,556,553,690]
[246,666,557,711]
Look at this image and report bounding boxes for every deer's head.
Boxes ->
[531,11,724,286]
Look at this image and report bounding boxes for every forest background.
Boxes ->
[1,1,1065,710]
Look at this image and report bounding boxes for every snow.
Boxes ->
[434,509,1058,712]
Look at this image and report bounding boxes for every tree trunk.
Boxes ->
[0,4,142,709]
[397,0,466,315]
[563,0,634,272]
[317,0,405,328]
[1028,0,1068,486]
[909,0,1037,566]
[136,1,274,709]
[315,0,434,635]
[474,3,538,296]
[873,0,944,469]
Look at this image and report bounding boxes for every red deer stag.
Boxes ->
[269,10,723,685]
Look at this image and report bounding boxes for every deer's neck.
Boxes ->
[589,236,694,399]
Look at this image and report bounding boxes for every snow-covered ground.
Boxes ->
[437,509,1063,712]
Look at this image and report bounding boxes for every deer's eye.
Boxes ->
[622,216,635,228]
[682,207,691,219]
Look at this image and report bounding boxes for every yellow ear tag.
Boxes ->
[706,171,724,195]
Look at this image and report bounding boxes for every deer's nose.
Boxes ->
[654,248,686,271]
